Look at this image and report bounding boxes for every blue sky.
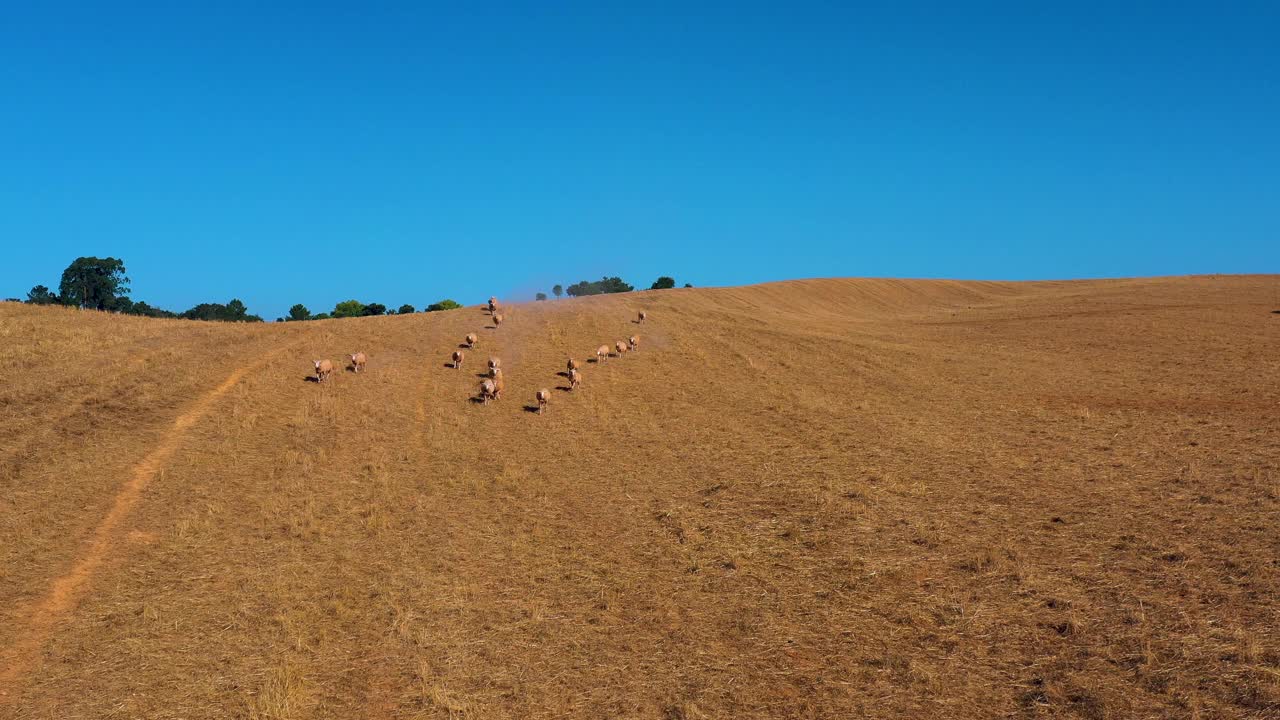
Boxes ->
[2,2,1277,319]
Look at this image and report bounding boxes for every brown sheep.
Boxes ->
[480,379,497,404]
[452,350,464,369]
[628,335,639,351]
[493,371,506,399]
[489,357,501,371]
[638,311,647,323]
[493,313,504,326]
[465,333,478,348]
[349,352,367,373]
[568,367,581,390]
[567,357,580,373]
[615,340,627,356]
[313,359,334,382]
[596,344,610,363]
[536,389,550,414]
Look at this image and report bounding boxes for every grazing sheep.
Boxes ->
[628,335,639,351]
[569,367,580,390]
[615,340,628,356]
[638,311,647,323]
[465,333,478,348]
[314,359,334,382]
[480,379,497,404]
[350,351,367,373]
[452,350,464,369]
[536,389,550,414]
[493,313,504,326]
[567,357,580,373]
[596,344,610,363]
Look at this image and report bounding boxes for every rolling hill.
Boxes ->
[1,276,1278,718]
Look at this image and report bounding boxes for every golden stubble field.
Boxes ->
[1,276,1277,719]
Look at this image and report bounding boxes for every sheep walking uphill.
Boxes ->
[615,340,628,356]
[596,345,610,363]
[313,359,334,382]
[567,357,580,373]
[480,379,497,405]
[452,350,464,369]
[628,335,639,351]
[536,389,550,414]
[493,313,504,327]
[349,352,367,373]
[569,367,581,390]
[638,311,647,323]
[465,333,478,348]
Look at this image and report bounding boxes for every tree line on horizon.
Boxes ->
[19,259,693,322]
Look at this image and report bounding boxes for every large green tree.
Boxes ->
[425,299,462,312]
[650,276,676,290]
[565,276,634,297]
[58,256,130,310]
[287,303,311,321]
[332,299,366,318]
[362,303,387,316]
[398,304,415,315]
[552,284,563,298]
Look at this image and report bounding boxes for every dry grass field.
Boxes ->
[1,276,1278,719]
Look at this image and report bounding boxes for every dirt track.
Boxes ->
[1,276,1277,718]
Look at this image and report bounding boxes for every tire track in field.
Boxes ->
[0,354,279,705]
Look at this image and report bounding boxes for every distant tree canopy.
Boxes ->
[684,283,693,288]
[59,256,130,310]
[535,292,547,301]
[287,304,311,321]
[362,303,387,316]
[565,277,633,297]
[332,299,366,318]
[182,298,263,322]
[24,257,264,322]
[650,276,676,290]
[26,285,59,305]
[312,313,331,320]
[398,303,415,315]
[426,299,462,312]
[552,284,563,298]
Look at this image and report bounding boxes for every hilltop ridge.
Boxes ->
[2,275,1278,718]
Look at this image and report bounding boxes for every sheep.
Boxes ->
[488,357,501,376]
[313,359,334,382]
[638,311,647,323]
[465,333,478,348]
[452,350,464,369]
[493,370,506,399]
[490,364,503,380]
[567,357,580,373]
[569,367,581,390]
[615,340,628,356]
[493,313,504,326]
[480,379,497,404]
[350,351,367,373]
[536,389,550,414]
[628,335,639,351]
[596,344,610,363]
[488,297,498,313]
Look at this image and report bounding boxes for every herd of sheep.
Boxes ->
[310,298,648,416]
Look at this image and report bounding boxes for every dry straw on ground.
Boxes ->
[1,276,1278,718]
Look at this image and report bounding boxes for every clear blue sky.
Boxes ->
[2,2,1277,319]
